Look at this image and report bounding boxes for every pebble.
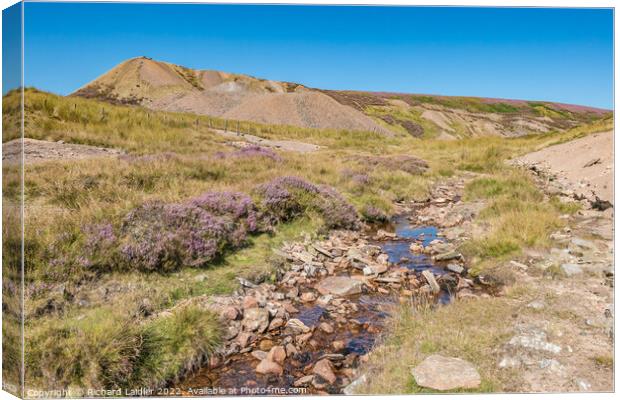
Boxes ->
[255,359,283,375]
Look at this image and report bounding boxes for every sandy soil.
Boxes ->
[2,138,123,165]
[513,130,614,203]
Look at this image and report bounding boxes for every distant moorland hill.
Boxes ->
[72,57,610,139]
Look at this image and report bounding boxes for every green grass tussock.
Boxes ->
[25,305,220,391]
[356,297,520,394]
[462,170,565,264]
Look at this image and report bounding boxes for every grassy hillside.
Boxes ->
[2,88,612,392]
[324,90,610,139]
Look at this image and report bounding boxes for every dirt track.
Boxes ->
[212,129,321,153]
[513,130,613,203]
[2,138,123,165]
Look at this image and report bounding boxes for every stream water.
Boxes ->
[179,215,453,394]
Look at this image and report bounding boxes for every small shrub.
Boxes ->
[119,201,231,272]
[190,191,260,237]
[221,145,282,162]
[361,205,389,223]
[256,176,359,229]
[359,155,429,175]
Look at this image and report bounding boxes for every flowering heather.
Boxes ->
[118,152,178,164]
[257,176,358,229]
[361,205,389,223]
[215,146,282,162]
[84,223,116,251]
[341,169,371,185]
[191,191,260,244]
[361,155,429,175]
[119,201,231,272]
[314,184,359,229]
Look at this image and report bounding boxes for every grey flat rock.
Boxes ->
[411,355,481,391]
[316,276,363,296]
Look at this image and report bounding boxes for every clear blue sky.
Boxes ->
[17,3,614,109]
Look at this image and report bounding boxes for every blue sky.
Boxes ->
[17,3,614,108]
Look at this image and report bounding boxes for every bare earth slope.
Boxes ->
[72,57,393,135]
[72,57,609,138]
[512,130,613,204]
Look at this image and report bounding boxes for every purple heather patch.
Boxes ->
[257,176,358,229]
[119,201,231,271]
[215,146,282,162]
[80,178,357,273]
[361,205,389,223]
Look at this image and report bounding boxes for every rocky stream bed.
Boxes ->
[177,184,486,395]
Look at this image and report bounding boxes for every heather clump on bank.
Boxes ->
[360,155,429,175]
[119,201,232,272]
[81,180,358,273]
[216,145,283,162]
[81,191,262,273]
[256,176,359,230]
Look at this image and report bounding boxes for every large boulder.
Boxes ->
[411,355,481,391]
[316,276,363,296]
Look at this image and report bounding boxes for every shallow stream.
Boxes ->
[179,215,452,394]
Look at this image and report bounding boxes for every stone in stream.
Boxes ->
[255,359,283,375]
[301,292,317,302]
[294,375,315,387]
[222,306,239,320]
[285,318,311,334]
[376,253,389,265]
[316,276,363,296]
[332,340,346,351]
[267,345,287,364]
[313,244,334,258]
[319,322,334,334]
[286,343,299,355]
[363,263,388,276]
[429,242,456,254]
[268,317,285,331]
[375,229,397,240]
[434,251,463,261]
[251,350,268,360]
[411,355,481,391]
[409,243,424,253]
[421,270,441,294]
[446,263,464,274]
[312,359,337,384]
[317,295,333,306]
[242,308,270,333]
